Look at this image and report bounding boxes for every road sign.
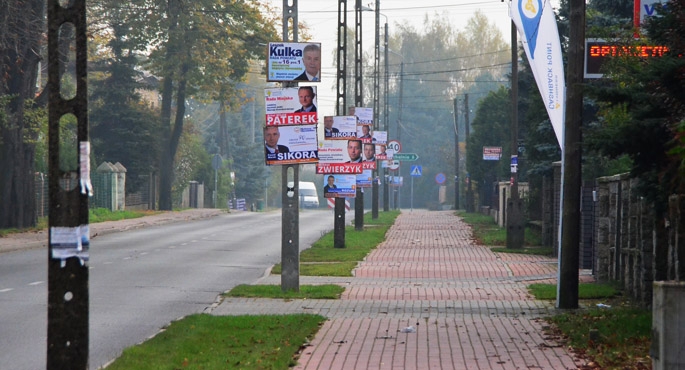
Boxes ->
[212,154,223,170]
[435,172,446,184]
[388,160,400,170]
[393,153,418,161]
[387,140,401,153]
[410,165,422,177]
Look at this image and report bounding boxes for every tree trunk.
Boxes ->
[0,0,44,228]
[157,0,180,211]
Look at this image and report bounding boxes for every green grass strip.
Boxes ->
[528,283,618,300]
[106,314,325,370]
[226,284,344,299]
[272,210,400,276]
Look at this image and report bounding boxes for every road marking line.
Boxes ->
[28,281,44,286]
[0,288,13,293]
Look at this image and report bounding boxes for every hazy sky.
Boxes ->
[264,0,514,116]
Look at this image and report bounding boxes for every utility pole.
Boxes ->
[334,0,348,248]
[280,0,300,292]
[557,0,585,309]
[382,20,389,212]
[371,0,380,219]
[464,94,473,212]
[453,97,460,210]
[395,61,404,209]
[506,21,524,249]
[354,0,364,231]
[47,0,89,367]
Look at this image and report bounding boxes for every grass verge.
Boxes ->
[271,210,400,276]
[529,283,651,369]
[546,299,651,369]
[456,210,541,247]
[225,284,345,299]
[0,208,158,237]
[106,314,325,370]
[528,283,619,300]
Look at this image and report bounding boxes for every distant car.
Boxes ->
[298,181,320,208]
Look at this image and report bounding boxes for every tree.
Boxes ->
[126,0,277,210]
[89,21,161,193]
[0,0,45,228]
[465,86,512,185]
[388,11,509,208]
[584,0,685,210]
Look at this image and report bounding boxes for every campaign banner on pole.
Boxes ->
[371,130,387,145]
[323,115,357,140]
[356,170,373,188]
[264,125,318,166]
[265,87,318,126]
[510,0,565,149]
[483,146,502,160]
[267,42,322,82]
[316,140,363,174]
[348,107,374,125]
[376,144,388,160]
[322,174,356,198]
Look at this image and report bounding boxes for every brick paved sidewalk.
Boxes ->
[212,210,587,370]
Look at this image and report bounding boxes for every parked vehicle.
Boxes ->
[298,181,320,208]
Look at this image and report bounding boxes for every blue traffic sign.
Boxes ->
[410,165,422,177]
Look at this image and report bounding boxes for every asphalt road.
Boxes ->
[0,209,337,370]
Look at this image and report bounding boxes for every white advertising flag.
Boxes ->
[510,0,565,149]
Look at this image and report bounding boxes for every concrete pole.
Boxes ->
[506,21,524,249]
[280,0,300,292]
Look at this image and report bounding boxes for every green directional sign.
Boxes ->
[393,153,419,161]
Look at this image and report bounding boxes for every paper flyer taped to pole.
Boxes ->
[510,0,565,149]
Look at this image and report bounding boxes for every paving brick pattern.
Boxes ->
[211,210,585,369]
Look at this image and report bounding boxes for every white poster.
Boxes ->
[510,0,565,149]
[264,125,318,165]
[267,42,322,82]
[265,87,318,126]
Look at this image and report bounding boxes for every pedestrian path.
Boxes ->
[211,210,587,369]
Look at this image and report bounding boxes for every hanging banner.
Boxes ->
[510,0,565,149]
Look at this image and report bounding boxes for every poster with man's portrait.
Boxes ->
[265,87,318,126]
[264,125,319,166]
[267,42,322,82]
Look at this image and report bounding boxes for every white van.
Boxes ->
[298,181,320,208]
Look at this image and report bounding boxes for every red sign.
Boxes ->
[585,39,669,78]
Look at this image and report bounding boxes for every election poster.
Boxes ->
[265,87,318,126]
[376,144,388,160]
[316,140,363,174]
[264,125,319,166]
[267,42,322,82]
[372,130,387,145]
[357,125,373,143]
[348,107,374,125]
[356,170,374,188]
[323,115,357,140]
[322,174,356,198]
